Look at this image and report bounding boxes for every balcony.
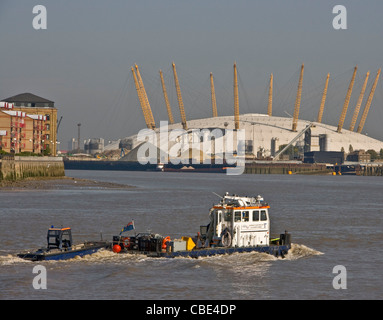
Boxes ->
[11,122,25,129]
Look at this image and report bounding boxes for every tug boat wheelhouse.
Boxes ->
[207,192,272,248]
[112,192,291,258]
[17,227,109,261]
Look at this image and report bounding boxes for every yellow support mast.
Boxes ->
[267,73,273,117]
[172,62,188,130]
[159,70,175,124]
[357,68,381,133]
[234,62,239,130]
[317,73,330,123]
[349,71,370,131]
[135,64,156,130]
[337,66,357,133]
[292,64,304,132]
[210,73,218,117]
[131,67,151,129]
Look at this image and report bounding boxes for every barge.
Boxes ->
[17,227,109,261]
[112,192,291,258]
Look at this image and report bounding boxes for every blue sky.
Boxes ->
[1,1,383,146]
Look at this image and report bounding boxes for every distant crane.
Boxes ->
[55,116,62,154]
[337,66,357,133]
[273,122,314,161]
[210,72,218,118]
[131,66,154,130]
[233,62,239,130]
[159,69,174,124]
[357,68,381,133]
[56,116,63,135]
[292,64,304,132]
[316,73,330,123]
[267,73,273,117]
[135,64,156,130]
[172,62,188,130]
[77,123,81,152]
[349,71,370,131]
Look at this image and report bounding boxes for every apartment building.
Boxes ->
[0,93,57,156]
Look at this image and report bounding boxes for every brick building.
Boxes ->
[0,93,57,156]
[346,150,371,162]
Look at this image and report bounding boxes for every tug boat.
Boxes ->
[112,192,291,258]
[17,227,110,261]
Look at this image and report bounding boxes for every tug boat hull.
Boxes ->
[112,232,291,259]
[17,241,110,261]
[147,244,290,258]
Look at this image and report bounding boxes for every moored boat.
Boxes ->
[17,227,110,261]
[112,192,291,258]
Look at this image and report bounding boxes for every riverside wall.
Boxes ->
[244,162,331,175]
[0,155,65,181]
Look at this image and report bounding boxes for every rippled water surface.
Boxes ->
[1,170,382,300]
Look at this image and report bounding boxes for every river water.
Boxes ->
[1,170,382,300]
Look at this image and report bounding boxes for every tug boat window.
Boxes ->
[61,230,72,248]
[260,210,268,221]
[234,211,241,222]
[48,230,60,247]
[242,211,249,222]
[224,209,232,221]
[252,210,259,221]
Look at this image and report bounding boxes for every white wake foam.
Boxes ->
[0,254,29,265]
[284,243,323,260]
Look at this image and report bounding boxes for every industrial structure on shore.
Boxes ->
[119,62,383,164]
